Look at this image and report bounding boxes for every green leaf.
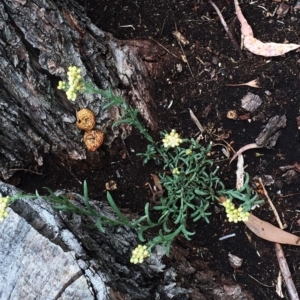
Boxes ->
[96,218,106,233]
[106,192,130,225]
[163,221,172,233]
[112,118,134,128]
[132,215,147,227]
[194,189,209,196]
[83,180,93,212]
[144,203,156,226]
[181,225,195,239]
[52,204,71,211]
[137,228,147,242]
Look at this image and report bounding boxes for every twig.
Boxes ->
[219,233,236,240]
[275,244,300,300]
[149,37,181,60]
[8,168,42,176]
[259,178,300,300]
[247,274,274,288]
[208,0,242,56]
[258,178,284,229]
[279,192,300,198]
[60,162,82,185]
[170,10,194,77]
[119,25,135,30]
[189,108,205,134]
[121,138,133,164]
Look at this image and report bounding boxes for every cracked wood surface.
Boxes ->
[0,0,160,179]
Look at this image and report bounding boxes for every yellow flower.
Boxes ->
[130,245,150,264]
[66,89,77,101]
[172,168,180,175]
[222,199,249,222]
[57,81,67,90]
[185,149,192,155]
[162,129,183,148]
[58,66,85,101]
[0,196,10,222]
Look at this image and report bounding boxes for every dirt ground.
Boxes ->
[6,0,300,299]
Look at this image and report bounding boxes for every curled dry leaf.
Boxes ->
[244,214,300,246]
[151,173,163,192]
[234,0,300,56]
[230,143,260,163]
[226,78,260,88]
[230,115,286,163]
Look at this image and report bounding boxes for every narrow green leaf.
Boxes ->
[106,192,129,224]
[96,218,106,233]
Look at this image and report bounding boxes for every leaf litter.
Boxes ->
[234,0,300,56]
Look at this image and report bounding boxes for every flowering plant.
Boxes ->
[0,66,263,264]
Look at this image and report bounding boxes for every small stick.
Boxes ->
[258,178,284,229]
[8,168,42,176]
[275,244,300,300]
[149,37,181,60]
[60,162,82,185]
[259,178,300,300]
[119,25,135,30]
[208,0,242,56]
[189,108,205,134]
[171,11,194,77]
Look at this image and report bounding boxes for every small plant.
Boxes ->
[134,130,262,255]
[0,66,264,264]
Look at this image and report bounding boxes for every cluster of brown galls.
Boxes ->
[76,108,104,151]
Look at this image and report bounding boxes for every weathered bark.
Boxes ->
[0,0,171,179]
[0,180,255,300]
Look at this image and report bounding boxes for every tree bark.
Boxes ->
[0,0,170,179]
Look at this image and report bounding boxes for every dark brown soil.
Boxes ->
[6,0,300,299]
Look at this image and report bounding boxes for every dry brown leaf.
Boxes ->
[226,78,260,88]
[234,0,300,56]
[245,214,300,246]
[151,173,163,191]
[230,143,261,163]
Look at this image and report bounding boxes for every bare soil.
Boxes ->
[5,0,300,299]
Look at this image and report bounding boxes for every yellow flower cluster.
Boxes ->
[185,149,192,155]
[162,129,183,148]
[57,66,84,101]
[0,196,10,222]
[172,167,180,175]
[130,245,150,264]
[222,199,250,223]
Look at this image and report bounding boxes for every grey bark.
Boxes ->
[0,0,161,179]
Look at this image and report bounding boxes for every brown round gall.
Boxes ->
[76,108,96,131]
[83,130,104,151]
